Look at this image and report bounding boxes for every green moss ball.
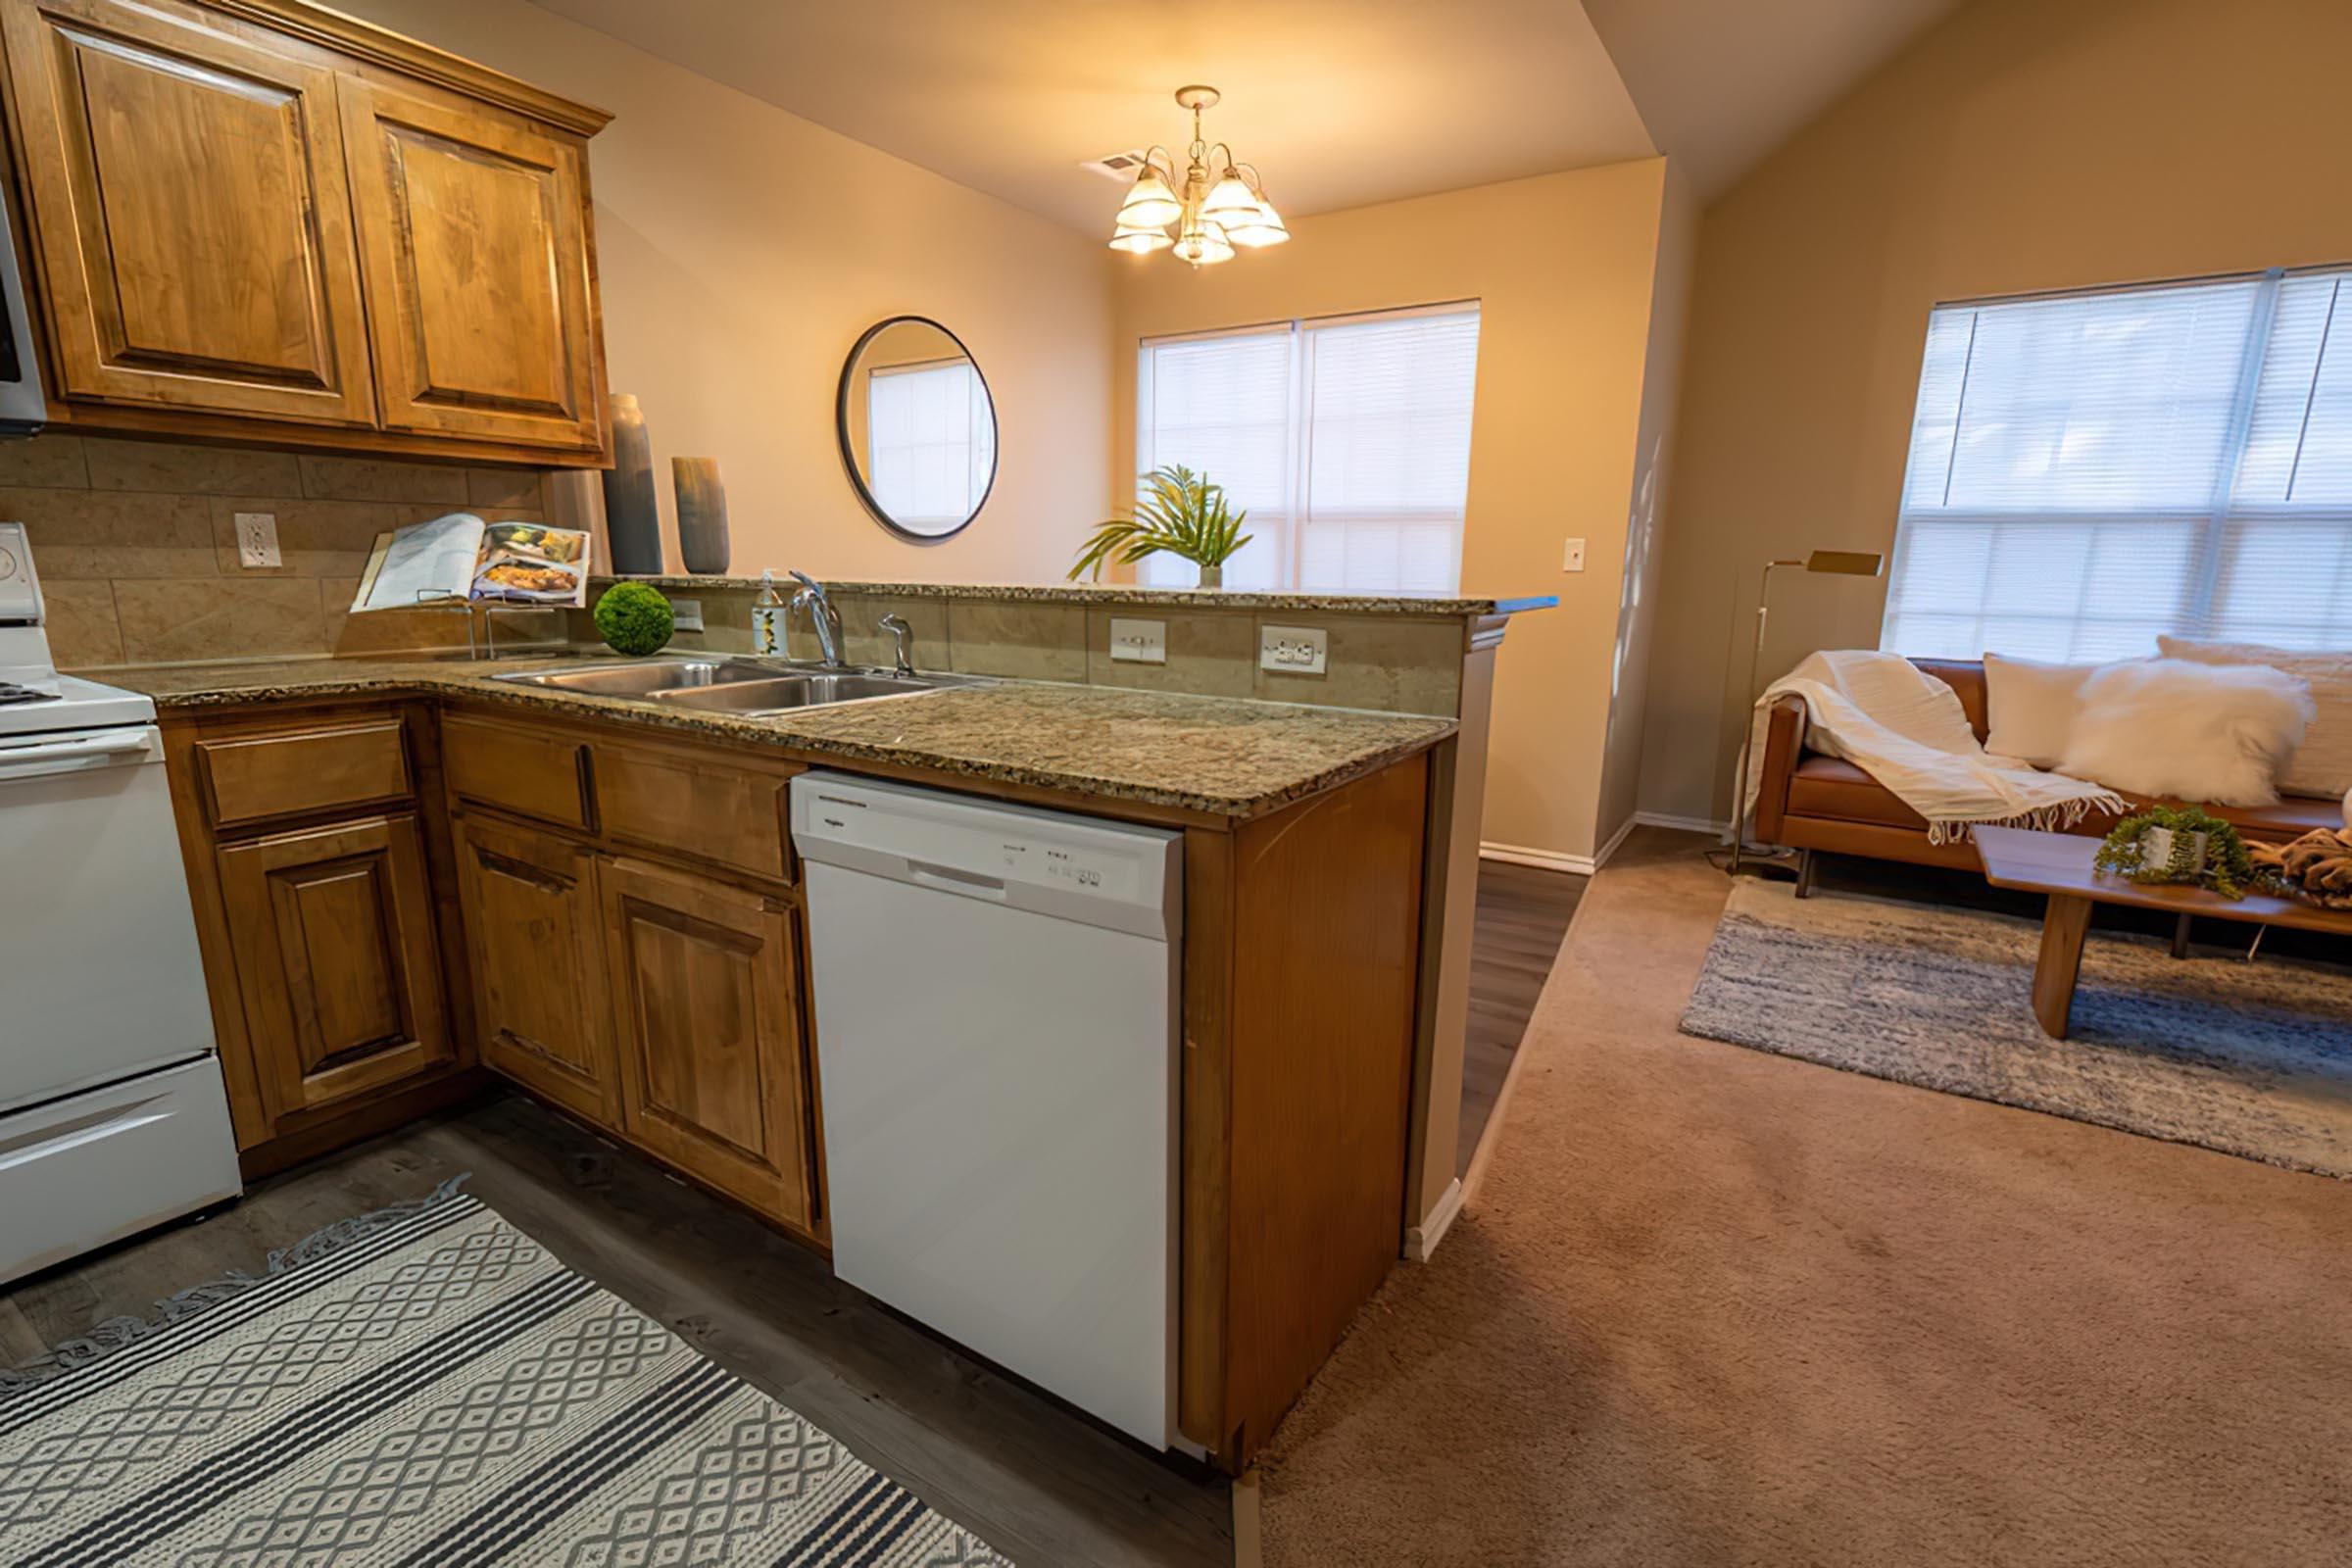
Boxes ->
[594,582,675,657]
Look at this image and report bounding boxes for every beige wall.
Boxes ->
[1637,0,2352,824]
[335,0,1115,587]
[1109,161,1675,860]
[1593,161,1698,851]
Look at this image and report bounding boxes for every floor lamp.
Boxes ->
[1716,549,1886,875]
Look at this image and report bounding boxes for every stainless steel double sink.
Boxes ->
[492,656,991,715]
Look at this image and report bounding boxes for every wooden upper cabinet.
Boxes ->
[339,75,603,454]
[0,0,611,463]
[0,0,375,423]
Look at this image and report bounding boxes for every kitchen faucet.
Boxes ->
[877,612,916,677]
[787,570,845,668]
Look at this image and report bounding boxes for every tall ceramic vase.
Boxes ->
[601,393,662,575]
[673,457,730,575]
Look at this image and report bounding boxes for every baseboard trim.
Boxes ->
[1480,841,1591,873]
[1634,809,1729,838]
[1231,1467,1263,1568]
[1404,1176,1463,1262]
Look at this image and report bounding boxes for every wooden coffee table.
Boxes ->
[1974,826,2349,1038]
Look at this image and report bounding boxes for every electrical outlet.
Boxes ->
[1258,624,1328,675]
[670,597,705,632]
[1108,616,1166,664]
[1563,536,1587,572]
[234,512,280,569]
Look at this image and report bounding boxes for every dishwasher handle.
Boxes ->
[906,858,1009,899]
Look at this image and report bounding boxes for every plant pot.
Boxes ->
[1197,563,1222,590]
[2140,825,2209,879]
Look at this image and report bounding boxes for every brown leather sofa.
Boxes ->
[1753,658,2339,889]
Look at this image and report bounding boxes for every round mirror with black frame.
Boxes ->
[836,317,998,541]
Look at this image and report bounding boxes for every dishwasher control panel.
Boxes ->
[791,771,1180,939]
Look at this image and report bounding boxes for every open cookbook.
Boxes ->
[350,512,593,612]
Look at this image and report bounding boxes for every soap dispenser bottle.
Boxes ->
[753,568,786,656]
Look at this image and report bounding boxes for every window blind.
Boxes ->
[1135,305,1481,593]
[867,361,994,530]
[1882,266,2352,661]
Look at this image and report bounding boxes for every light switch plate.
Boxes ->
[234,512,279,569]
[1108,616,1166,664]
[1259,623,1328,675]
[669,597,705,632]
[1563,536,1587,572]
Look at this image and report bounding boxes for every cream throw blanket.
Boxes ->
[1751,650,2126,845]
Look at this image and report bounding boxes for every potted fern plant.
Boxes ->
[1068,465,1252,588]
[2093,804,2258,899]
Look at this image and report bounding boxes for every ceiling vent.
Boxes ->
[1079,149,1151,182]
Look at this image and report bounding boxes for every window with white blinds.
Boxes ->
[1882,267,2352,661]
[866,360,995,531]
[1135,304,1481,593]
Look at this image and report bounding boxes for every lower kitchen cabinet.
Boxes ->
[451,814,618,1128]
[600,856,818,1233]
[215,813,453,1122]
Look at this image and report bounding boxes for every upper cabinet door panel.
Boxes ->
[339,75,604,453]
[0,0,375,422]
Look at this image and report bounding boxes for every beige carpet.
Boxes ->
[1259,830,2352,1566]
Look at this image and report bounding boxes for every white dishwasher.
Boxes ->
[790,770,1180,1447]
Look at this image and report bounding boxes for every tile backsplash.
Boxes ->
[578,584,1469,717]
[6,433,552,667]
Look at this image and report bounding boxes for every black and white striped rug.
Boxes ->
[0,1187,1011,1565]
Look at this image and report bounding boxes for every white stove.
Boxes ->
[0,521,241,1283]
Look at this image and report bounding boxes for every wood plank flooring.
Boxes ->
[4,856,1588,1562]
[0,1095,1233,1568]
[1458,858,1587,1175]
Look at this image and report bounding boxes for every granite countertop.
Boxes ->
[594,573,1559,618]
[114,654,1456,818]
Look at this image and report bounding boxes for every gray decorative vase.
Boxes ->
[673,457,729,575]
[601,393,662,574]
[1197,562,1223,589]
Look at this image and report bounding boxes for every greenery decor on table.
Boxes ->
[593,581,675,656]
[1067,465,1252,587]
[2093,804,2259,899]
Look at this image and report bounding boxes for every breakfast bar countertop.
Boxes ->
[112,654,1458,819]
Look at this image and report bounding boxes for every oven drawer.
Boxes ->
[0,1056,242,1286]
[196,717,413,828]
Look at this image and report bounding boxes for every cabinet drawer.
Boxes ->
[596,740,796,883]
[197,718,412,828]
[443,713,593,829]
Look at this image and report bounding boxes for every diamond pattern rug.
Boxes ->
[0,1189,1011,1565]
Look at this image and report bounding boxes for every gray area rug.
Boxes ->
[1683,881,2352,1178]
[0,1188,1011,1565]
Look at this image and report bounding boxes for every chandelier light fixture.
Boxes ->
[1107,85,1289,267]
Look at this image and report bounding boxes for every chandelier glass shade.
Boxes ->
[1109,85,1289,268]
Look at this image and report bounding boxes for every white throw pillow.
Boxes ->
[2058,659,2316,807]
[2158,636,2352,799]
[1983,654,2105,767]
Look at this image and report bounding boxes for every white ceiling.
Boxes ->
[527,0,1963,229]
[1583,0,1965,198]
[524,0,1655,232]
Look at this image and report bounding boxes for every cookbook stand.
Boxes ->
[413,592,553,661]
